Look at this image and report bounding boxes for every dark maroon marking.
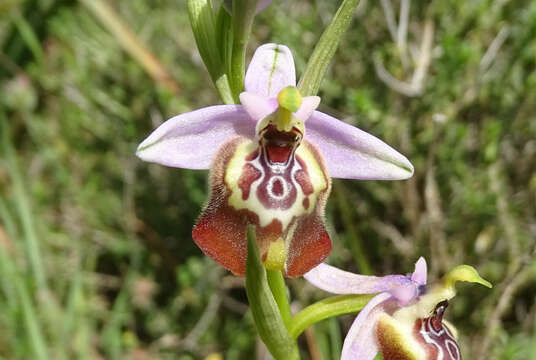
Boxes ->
[272,178,284,196]
[238,163,262,200]
[261,126,300,164]
[262,126,300,145]
[235,124,319,211]
[256,160,298,209]
[302,198,310,210]
[267,144,293,163]
[245,150,259,161]
[291,126,304,137]
[430,300,448,331]
[413,300,462,360]
[255,125,301,209]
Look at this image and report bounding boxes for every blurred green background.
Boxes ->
[1,0,535,359]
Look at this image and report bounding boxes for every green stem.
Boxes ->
[298,0,361,96]
[229,0,258,100]
[266,270,292,326]
[245,227,300,360]
[288,294,373,339]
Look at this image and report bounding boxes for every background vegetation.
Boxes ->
[1,0,535,359]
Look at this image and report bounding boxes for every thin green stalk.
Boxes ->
[298,0,361,96]
[229,0,258,100]
[245,227,300,360]
[266,270,292,326]
[288,294,373,339]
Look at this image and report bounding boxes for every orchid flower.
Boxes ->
[136,43,413,277]
[304,258,492,360]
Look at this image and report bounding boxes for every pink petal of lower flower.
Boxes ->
[304,263,413,296]
[411,257,428,286]
[136,105,255,169]
[342,292,392,360]
[245,44,296,98]
[305,111,414,180]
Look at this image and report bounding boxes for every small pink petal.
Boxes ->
[305,111,414,180]
[245,44,296,98]
[411,257,427,286]
[239,92,278,121]
[341,292,392,360]
[136,105,255,169]
[295,96,320,122]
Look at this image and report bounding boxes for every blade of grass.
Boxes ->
[0,203,48,360]
[11,10,44,64]
[80,0,180,94]
[0,116,48,296]
[298,0,361,96]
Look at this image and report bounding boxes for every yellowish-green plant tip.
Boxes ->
[277,86,302,112]
[443,265,493,289]
[264,238,287,270]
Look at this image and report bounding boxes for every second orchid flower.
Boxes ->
[305,259,492,360]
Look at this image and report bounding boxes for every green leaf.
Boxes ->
[187,0,234,103]
[229,0,258,100]
[216,6,233,76]
[187,0,220,75]
[245,226,300,360]
[298,0,361,96]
